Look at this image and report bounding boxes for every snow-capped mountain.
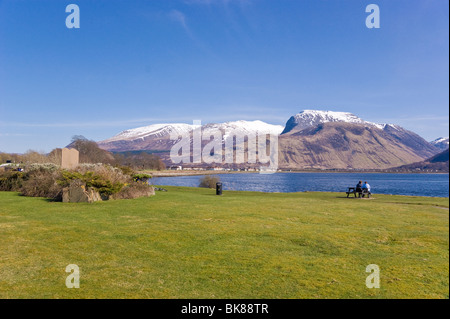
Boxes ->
[281,110,387,134]
[97,110,441,170]
[98,120,284,152]
[430,137,449,150]
[277,109,440,169]
[104,121,283,143]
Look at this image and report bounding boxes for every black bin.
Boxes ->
[216,182,223,195]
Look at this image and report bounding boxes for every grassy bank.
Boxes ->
[0,187,448,298]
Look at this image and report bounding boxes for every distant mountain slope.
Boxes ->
[431,137,449,150]
[381,124,439,159]
[429,148,449,163]
[277,110,439,169]
[278,121,439,170]
[391,149,449,172]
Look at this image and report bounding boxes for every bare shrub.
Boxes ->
[199,175,221,189]
[20,168,63,200]
[75,164,131,184]
[21,150,48,164]
[24,163,59,172]
[1,162,153,201]
[114,152,166,170]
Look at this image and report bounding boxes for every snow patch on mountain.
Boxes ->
[102,120,284,143]
[431,137,449,150]
[432,137,449,144]
[103,123,200,142]
[203,120,283,140]
[281,110,391,134]
[199,121,284,143]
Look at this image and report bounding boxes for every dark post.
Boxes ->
[216,182,223,195]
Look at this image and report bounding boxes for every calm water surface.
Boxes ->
[151,172,449,198]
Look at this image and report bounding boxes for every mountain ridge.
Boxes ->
[97,110,442,170]
[281,110,394,134]
[391,149,449,172]
[430,137,449,150]
[102,120,283,143]
[278,121,438,170]
[98,120,284,153]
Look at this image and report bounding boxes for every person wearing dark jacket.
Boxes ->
[356,181,363,193]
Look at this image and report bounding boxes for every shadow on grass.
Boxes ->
[44,198,61,203]
[14,192,61,203]
[18,193,60,203]
[336,196,375,200]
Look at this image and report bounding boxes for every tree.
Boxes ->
[113,152,166,170]
[22,150,48,164]
[71,135,88,143]
[70,137,115,164]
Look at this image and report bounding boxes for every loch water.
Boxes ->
[151,172,449,198]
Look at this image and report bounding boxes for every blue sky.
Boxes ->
[0,0,448,153]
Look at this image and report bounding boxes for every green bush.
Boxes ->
[117,165,135,176]
[58,170,124,196]
[0,166,62,199]
[132,173,152,183]
[0,171,25,192]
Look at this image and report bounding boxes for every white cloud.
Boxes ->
[168,9,190,34]
[0,133,31,137]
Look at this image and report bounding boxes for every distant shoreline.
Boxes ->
[145,169,449,177]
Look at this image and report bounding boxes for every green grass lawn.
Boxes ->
[0,187,448,299]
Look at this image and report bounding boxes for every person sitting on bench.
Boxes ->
[362,181,370,192]
[356,181,363,194]
[361,181,371,197]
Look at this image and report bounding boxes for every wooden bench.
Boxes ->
[361,189,371,198]
[346,187,358,198]
[346,187,371,198]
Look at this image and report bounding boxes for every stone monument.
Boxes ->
[61,148,79,169]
